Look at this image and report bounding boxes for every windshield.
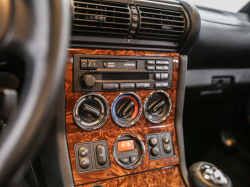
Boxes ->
[187,0,250,13]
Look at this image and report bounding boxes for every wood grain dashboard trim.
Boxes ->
[78,166,185,187]
[65,49,182,185]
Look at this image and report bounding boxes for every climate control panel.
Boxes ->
[73,91,172,130]
[72,92,174,173]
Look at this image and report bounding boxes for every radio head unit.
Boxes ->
[73,55,173,92]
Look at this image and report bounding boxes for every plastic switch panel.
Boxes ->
[146,131,174,161]
[74,140,111,174]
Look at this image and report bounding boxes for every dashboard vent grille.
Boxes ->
[73,0,131,38]
[136,6,185,42]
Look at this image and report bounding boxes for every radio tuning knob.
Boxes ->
[80,74,96,88]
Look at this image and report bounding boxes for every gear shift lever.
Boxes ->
[188,162,232,187]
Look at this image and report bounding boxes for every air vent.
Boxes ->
[136,6,185,42]
[73,0,131,38]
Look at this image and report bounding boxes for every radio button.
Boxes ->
[161,73,168,80]
[136,83,150,88]
[156,60,169,65]
[155,82,168,88]
[147,66,155,71]
[120,83,135,89]
[103,83,119,90]
[88,61,92,68]
[92,62,98,69]
[155,73,160,80]
[88,60,98,69]
[80,59,88,68]
[156,66,169,71]
[88,59,97,63]
[103,62,107,68]
[147,60,155,64]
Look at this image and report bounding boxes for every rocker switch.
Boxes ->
[96,145,107,165]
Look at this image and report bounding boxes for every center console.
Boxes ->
[57,0,201,186]
[65,49,185,186]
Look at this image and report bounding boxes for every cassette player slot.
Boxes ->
[102,73,149,81]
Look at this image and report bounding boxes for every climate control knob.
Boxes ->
[73,93,109,130]
[80,74,96,88]
[144,91,171,124]
[111,92,142,127]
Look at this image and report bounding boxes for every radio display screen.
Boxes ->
[117,140,135,152]
[102,73,149,80]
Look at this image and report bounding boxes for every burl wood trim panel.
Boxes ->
[79,167,185,187]
[66,49,181,185]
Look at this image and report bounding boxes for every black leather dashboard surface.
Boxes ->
[187,7,250,69]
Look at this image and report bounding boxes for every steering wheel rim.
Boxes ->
[0,0,70,186]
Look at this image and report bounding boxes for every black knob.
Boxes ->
[116,98,135,118]
[148,98,165,114]
[82,103,100,117]
[79,100,101,123]
[150,147,159,156]
[81,74,96,88]
[149,137,157,146]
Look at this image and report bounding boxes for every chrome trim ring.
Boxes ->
[113,133,145,170]
[144,90,172,124]
[73,93,109,131]
[111,92,142,128]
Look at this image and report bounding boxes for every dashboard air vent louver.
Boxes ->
[73,0,131,38]
[136,6,185,42]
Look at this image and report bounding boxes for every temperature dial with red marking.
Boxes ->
[111,92,142,127]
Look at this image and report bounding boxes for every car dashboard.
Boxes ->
[8,0,250,186]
